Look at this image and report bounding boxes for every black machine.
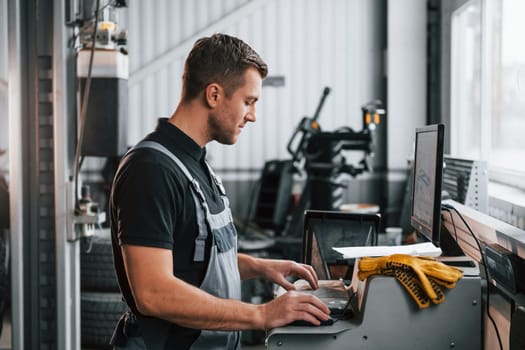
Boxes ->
[252,87,385,238]
[287,87,384,180]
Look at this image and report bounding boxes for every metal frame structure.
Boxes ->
[7,1,80,349]
[7,1,25,347]
[54,0,82,348]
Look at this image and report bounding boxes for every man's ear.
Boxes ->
[205,83,222,108]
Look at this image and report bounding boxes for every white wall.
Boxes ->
[0,0,8,173]
[127,0,385,176]
[0,0,6,81]
[387,0,427,169]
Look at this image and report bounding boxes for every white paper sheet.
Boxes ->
[332,242,442,258]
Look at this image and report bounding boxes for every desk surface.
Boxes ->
[442,199,525,260]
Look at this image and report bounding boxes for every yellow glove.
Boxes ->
[358,254,463,308]
[393,267,445,308]
[358,255,394,280]
[385,255,463,293]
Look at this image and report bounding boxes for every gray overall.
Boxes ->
[112,141,242,350]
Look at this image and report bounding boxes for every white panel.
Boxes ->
[318,0,335,116]
[168,1,184,48]
[128,84,142,145]
[181,0,195,39]
[169,57,184,111]
[387,0,427,169]
[208,0,222,21]
[0,0,7,81]
[333,0,351,131]
[223,0,237,13]
[195,0,209,30]
[157,66,169,117]
[0,0,8,168]
[260,1,279,165]
[141,0,155,67]
[231,17,253,169]
[0,83,7,169]
[128,0,141,71]
[248,8,265,166]
[142,75,157,136]
[274,0,294,161]
[352,0,365,124]
[156,0,168,57]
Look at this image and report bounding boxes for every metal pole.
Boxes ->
[7,0,25,347]
[54,0,81,348]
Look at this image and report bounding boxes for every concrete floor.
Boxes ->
[0,307,10,350]
[0,311,266,350]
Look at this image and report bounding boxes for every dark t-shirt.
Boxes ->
[110,118,226,348]
[0,176,8,230]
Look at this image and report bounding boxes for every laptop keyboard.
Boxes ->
[294,280,353,318]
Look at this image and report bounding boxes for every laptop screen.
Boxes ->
[303,210,381,280]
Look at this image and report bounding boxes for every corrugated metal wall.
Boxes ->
[127,0,385,178]
[0,0,8,174]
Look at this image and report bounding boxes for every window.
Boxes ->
[451,0,481,160]
[490,0,525,177]
[451,0,525,190]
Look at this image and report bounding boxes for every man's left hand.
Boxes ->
[261,259,319,290]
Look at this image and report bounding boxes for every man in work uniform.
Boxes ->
[109,33,330,349]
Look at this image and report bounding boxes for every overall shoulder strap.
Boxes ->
[132,140,209,262]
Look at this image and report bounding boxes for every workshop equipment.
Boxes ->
[284,89,385,239]
[267,260,481,350]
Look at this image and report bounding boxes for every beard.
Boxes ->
[208,112,238,145]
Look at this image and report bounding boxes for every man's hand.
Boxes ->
[238,254,320,290]
[256,291,331,329]
[261,259,319,291]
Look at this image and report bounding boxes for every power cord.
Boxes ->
[444,209,458,242]
[73,0,100,214]
[441,203,503,350]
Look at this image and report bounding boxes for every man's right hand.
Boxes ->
[257,291,331,329]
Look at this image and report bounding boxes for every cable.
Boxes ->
[84,236,94,254]
[73,0,100,214]
[441,203,503,350]
[445,209,458,242]
[442,204,502,350]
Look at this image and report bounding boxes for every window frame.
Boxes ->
[450,0,525,192]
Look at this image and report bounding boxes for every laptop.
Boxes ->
[303,210,380,280]
[299,210,381,318]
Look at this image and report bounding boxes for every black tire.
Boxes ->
[0,231,9,337]
[81,292,127,349]
[81,236,120,292]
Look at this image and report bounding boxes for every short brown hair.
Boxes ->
[181,33,268,101]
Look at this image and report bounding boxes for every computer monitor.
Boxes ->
[410,124,445,246]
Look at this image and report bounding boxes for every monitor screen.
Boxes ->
[303,210,380,280]
[410,124,445,245]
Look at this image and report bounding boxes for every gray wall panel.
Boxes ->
[387,0,427,169]
[0,0,6,81]
[128,0,385,177]
[0,0,8,172]
[128,84,141,144]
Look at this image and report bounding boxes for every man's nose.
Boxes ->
[246,106,256,122]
